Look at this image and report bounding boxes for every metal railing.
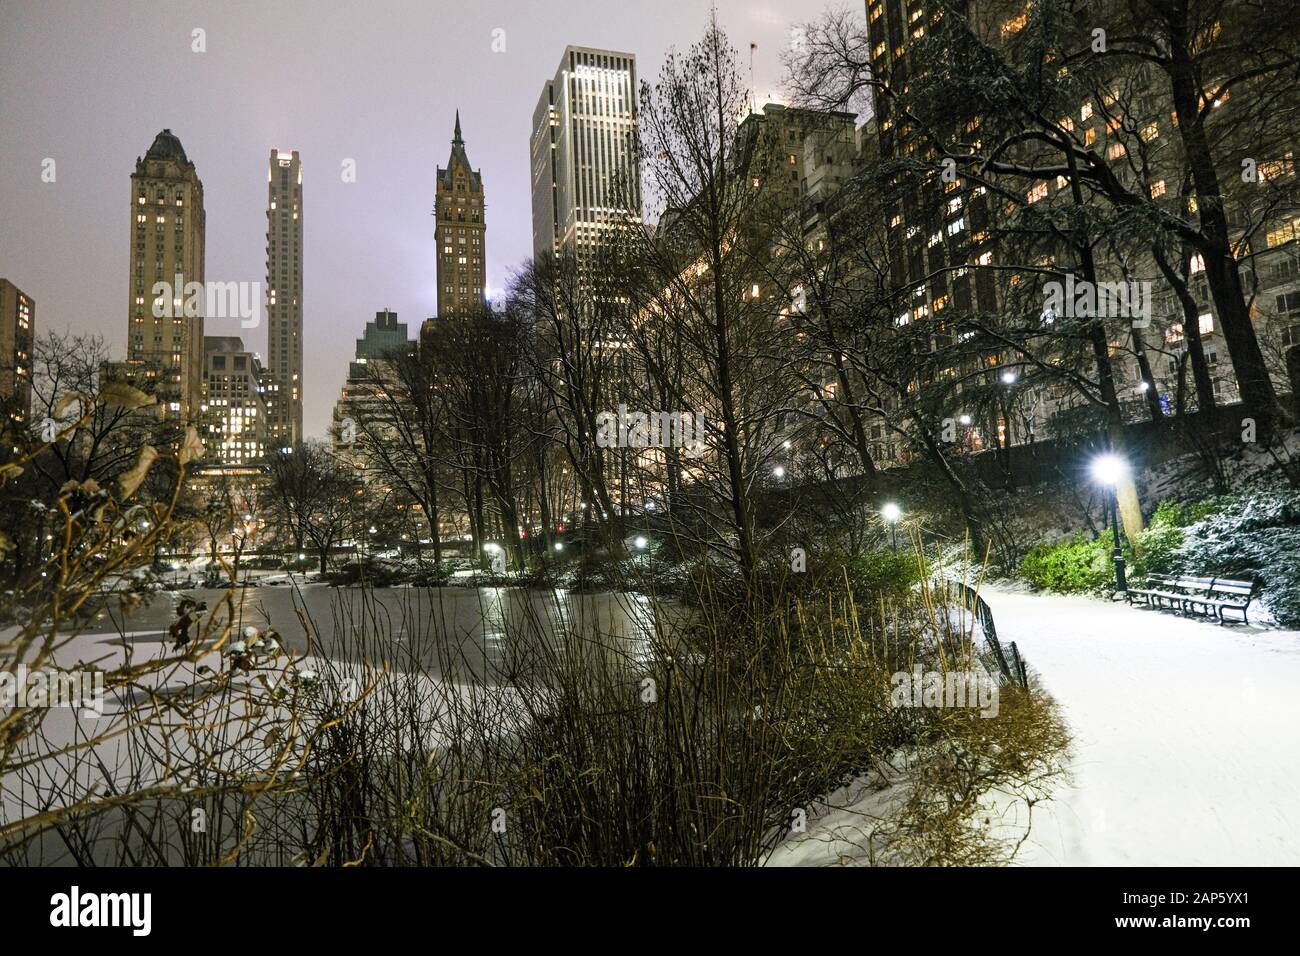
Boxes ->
[946,579,1029,690]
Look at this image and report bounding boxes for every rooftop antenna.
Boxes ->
[749,41,757,114]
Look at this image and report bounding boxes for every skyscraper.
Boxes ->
[435,113,486,317]
[331,309,413,472]
[530,47,640,263]
[0,279,34,428]
[202,335,269,466]
[127,129,206,419]
[266,149,304,450]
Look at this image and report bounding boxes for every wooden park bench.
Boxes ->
[1126,574,1259,624]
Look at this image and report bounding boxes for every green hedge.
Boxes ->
[1018,533,1115,594]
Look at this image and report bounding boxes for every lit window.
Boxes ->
[1001,13,1028,36]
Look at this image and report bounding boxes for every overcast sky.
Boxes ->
[0,0,841,438]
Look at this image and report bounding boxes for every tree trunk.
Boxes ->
[1166,40,1280,436]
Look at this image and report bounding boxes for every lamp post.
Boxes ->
[881,501,902,551]
[999,370,1018,489]
[1091,453,1128,592]
[483,542,506,574]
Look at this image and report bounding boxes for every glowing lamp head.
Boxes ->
[881,502,902,524]
[1091,453,1127,486]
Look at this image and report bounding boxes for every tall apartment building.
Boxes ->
[202,335,269,466]
[332,309,414,470]
[127,129,206,419]
[858,0,1299,458]
[530,46,640,264]
[435,114,486,317]
[0,279,34,428]
[266,149,304,450]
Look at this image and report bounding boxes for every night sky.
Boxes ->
[0,0,824,437]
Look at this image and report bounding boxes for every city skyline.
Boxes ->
[2,0,1298,894]
[0,0,800,439]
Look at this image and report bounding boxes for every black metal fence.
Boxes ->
[946,580,1029,691]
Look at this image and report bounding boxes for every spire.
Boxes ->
[453,110,463,147]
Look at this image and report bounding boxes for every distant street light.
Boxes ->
[1091,453,1129,592]
[1000,370,1017,385]
[772,465,785,479]
[483,542,506,573]
[554,541,564,552]
[634,536,648,550]
[881,501,902,550]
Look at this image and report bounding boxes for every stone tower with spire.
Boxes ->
[434,111,486,317]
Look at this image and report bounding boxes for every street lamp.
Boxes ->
[772,465,785,479]
[634,536,648,550]
[881,501,902,550]
[1090,453,1129,592]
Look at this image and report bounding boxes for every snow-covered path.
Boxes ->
[980,585,1300,866]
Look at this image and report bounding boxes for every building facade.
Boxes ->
[854,0,1300,464]
[530,46,640,265]
[201,335,269,467]
[0,279,34,429]
[332,309,414,470]
[265,149,304,450]
[127,129,206,420]
[435,114,486,317]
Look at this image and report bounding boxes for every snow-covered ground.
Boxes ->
[982,584,1300,866]
[773,584,1300,866]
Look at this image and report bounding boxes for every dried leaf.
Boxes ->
[99,382,155,411]
[53,392,86,419]
[178,426,205,466]
[118,445,160,500]
[0,463,23,484]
